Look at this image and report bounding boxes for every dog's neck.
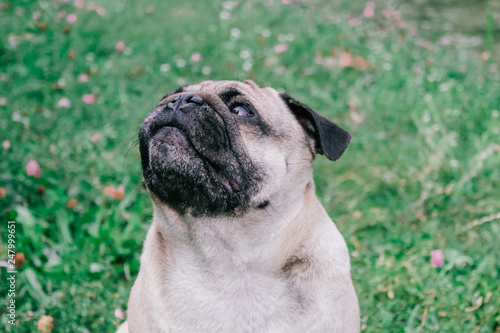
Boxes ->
[149,179,320,271]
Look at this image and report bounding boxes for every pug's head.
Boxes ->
[139,80,350,217]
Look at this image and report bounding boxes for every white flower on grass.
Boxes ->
[230,28,241,38]
[223,1,237,10]
[160,63,171,72]
[240,50,251,59]
[242,62,252,71]
[57,78,67,87]
[202,66,212,75]
[176,59,186,68]
[439,81,452,92]
[219,11,230,19]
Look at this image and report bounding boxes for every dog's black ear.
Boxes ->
[280,93,351,161]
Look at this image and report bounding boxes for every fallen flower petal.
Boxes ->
[78,73,89,82]
[114,308,125,319]
[430,249,444,268]
[347,17,361,27]
[274,44,288,54]
[27,160,41,177]
[104,185,125,200]
[339,51,354,68]
[66,13,77,23]
[74,0,84,9]
[14,252,25,268]
[115,41,126,51]
[2,140,10,150]
[417,40,433,50]
[91,5,106,16]
[37,315,54,333]
[82,94,96,104]
[66,198,78,209]
[362,2,375,18]
[57,97,71,108]
[191,52,202,62]
[440,36,452,46]
[353,55,370,70]
[90,133,100,143]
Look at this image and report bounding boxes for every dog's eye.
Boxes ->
[231,105,254,117]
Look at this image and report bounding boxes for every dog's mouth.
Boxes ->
[152,126,190,149]
[151,124,242,194]
[138,93,256,216]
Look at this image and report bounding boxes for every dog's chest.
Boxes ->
[160,261,302,331]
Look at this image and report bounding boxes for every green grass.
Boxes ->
[1,0,499,332]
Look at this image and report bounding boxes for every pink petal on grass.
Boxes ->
[82,94,96,104]
[26,160,41,177]
[362,2,375,18]
[440,37,452,46]
[339,51,354,68]
[103,185,125,200]
[37,315,54,333]
[57,97,71,108]
[347,17,361,27]
[274,44,288,54]
[78,73,89,82]
[2,140,10,150]
[90,5,106,16]
[66,13,77,23]
[74,0,84,9]
[417,40,433,50]
[431,249,444,268]
[0,97,6,105]
[115,41,126,51]
[90,133,100,143]
[55,10,66,22]
[114,308,125,319]
[190,52,202,62]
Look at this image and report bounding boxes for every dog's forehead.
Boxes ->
[181,80,273,98]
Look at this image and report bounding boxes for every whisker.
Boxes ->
[268,203,288,224]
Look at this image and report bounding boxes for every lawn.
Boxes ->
[1,0,499,332]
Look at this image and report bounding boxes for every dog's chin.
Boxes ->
[144,129,250,217]
[153,126,191,150]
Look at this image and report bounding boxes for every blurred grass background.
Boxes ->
[1,0,499,332]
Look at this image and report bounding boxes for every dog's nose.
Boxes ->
[167,94,204,112]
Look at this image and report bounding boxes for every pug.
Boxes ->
[117,80,359,333]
